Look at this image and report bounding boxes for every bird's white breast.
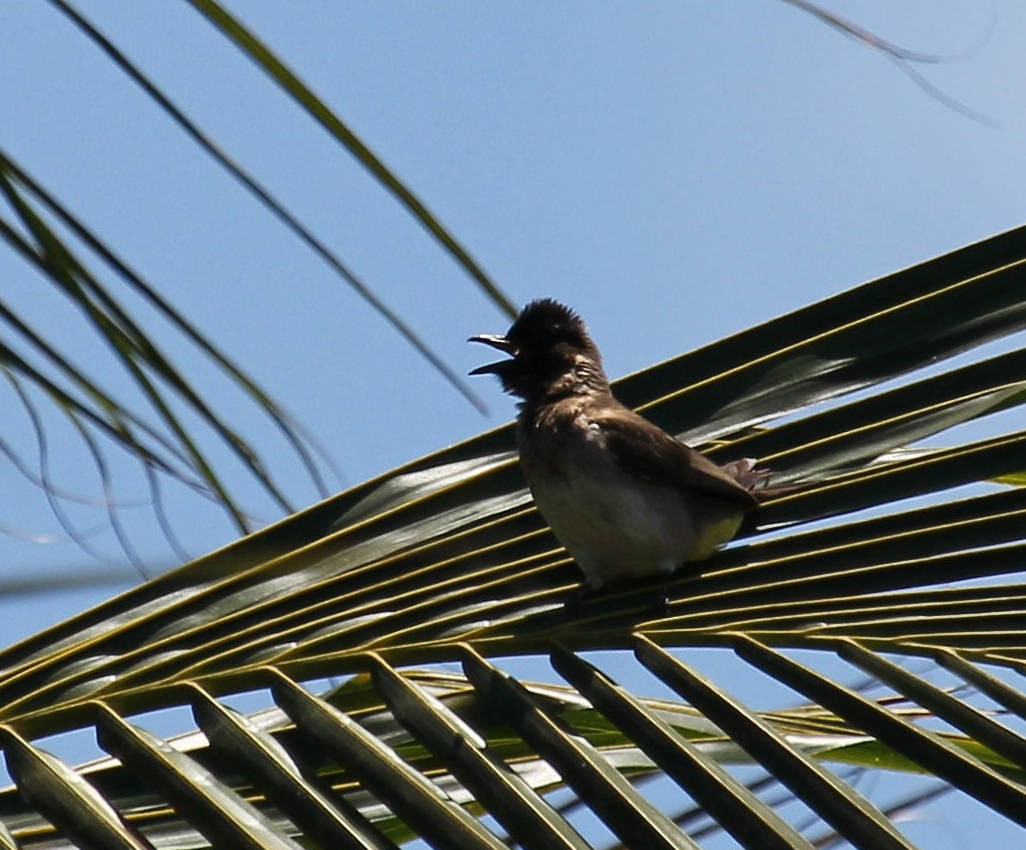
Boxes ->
[523,418,736,589]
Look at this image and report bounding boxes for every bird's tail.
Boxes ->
[720,457,800,501]
[719,457,767,489]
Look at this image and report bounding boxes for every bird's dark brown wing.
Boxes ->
[593,405,759,508]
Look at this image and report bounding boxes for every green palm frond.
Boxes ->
[4,1,522,561]
[181,0,516,320]
[0,148,318,541]
[47,0,504,414]
[1,226,1026,847]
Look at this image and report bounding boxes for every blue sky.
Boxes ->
[3,1,1026,845]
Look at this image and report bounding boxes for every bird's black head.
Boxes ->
[469,299,608,402]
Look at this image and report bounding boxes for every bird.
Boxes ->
[469,298,765,590]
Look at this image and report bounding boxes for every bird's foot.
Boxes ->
[564,577,671,617]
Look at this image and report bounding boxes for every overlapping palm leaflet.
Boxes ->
[0,226,1025,848]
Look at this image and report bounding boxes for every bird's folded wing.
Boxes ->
[595,410,759,508]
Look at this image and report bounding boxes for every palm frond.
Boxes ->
[5,0,533,559]
[47,0,497,414]
[2,227,1026,846]
[181,0,517,319]
[0,149,320,545]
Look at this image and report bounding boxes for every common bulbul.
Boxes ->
[470,299,764,589]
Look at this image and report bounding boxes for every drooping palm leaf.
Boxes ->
[0,150,317,545]
[179,0,517,320]
[5,0,526,561]
[1,227,1026,847]
[45,0,501,414]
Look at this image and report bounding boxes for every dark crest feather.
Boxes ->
[518,298,582,328]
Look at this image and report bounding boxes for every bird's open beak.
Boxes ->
[468,333,517,375]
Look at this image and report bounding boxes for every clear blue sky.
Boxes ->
[3,2,1026,846]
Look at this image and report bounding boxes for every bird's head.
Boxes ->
[469,299,608,402]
